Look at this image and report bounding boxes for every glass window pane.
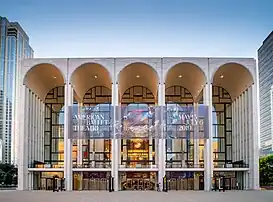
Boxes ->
[44,132,50,145]
[44,146,50,161]
[226,119,232,131]
[226,132,232,145]
[220,139,225,152]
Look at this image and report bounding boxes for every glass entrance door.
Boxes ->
[120,172,156,190]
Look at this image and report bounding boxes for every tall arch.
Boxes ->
[212,63,254,189]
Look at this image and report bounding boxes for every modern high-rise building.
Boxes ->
[258,31,273,154]
[17,57,259,191]
[0,16,33,164]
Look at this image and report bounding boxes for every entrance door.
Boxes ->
[144,179,151,190]
[199,176,204,190]
[224,178,231,190]
[127,179,132,190]
[139,179,144,190]
[46,178,53,190]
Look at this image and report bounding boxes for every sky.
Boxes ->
[0,0,272,58]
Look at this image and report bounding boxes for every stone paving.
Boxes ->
[0,190,272,202]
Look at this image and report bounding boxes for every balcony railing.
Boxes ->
[73,161,111,168]
[166,162,204,168]
[119,160,157,168]
[28,162,64,168]
[213,163,249,168]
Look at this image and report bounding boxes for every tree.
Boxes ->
[260,154,273,186]
[0,163,17,185]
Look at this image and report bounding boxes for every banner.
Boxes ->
[68,104,209,139]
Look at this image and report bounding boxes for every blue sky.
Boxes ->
[1,0,272,58]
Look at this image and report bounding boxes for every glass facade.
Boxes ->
[212,86,232,167]
[0,17,33,163]
[259,31,273,152]
[44,87,64,167]
[0,18,6,159]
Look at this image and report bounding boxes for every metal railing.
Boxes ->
[28,163,64,169]
[119,161,157,168]
[73,161,111,168]
[165,162,204,168]
[213,163,249,168]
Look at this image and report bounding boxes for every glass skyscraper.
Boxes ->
[259,31,273,154]
[0,16,33,164]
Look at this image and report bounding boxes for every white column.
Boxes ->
[203,83,213,191]
[17,85,28,190]
[250,84,260,189]
[158,83,165,189]
[112,83,119,191]
[64,83,73,191]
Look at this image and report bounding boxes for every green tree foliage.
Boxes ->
[0,163,17,185]
[260,154,273,186]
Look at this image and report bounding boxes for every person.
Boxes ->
[236,181,239,190]
[156,183,160,192]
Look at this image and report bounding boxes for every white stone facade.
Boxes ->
[16,57,260,191]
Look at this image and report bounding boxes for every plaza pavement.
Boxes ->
[0,190,272,202]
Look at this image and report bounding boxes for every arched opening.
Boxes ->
[70,63,112,191]
[119,85,157,190]
[118,63,159,191]
[165,63,206,190]
[212,63,254,190]
[23,64,65,190]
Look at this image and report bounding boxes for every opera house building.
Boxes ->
[16,57,260,191]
